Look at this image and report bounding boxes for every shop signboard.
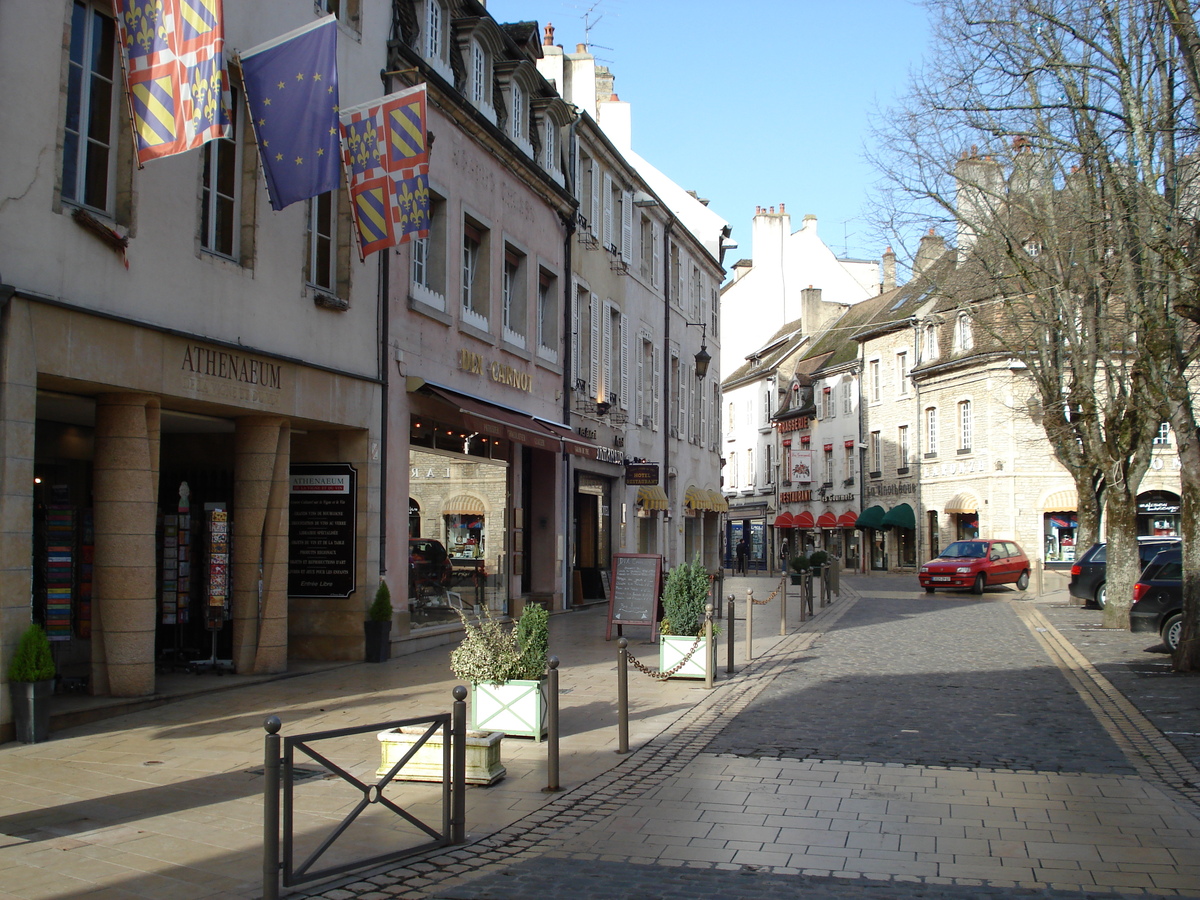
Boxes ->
[625,463,659,485]
[288,463,357,598]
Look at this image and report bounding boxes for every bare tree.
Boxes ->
[869,0,1200,663]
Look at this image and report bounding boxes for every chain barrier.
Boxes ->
[625,616,711,681]
[749,575,787,605]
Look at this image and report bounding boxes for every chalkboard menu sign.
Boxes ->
[606,553,663,640]
[288,463,357,598]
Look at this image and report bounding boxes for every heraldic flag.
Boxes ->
[339,85,430,257]
[240,16,340,211]
[114,0,231,164]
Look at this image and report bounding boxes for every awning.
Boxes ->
[1043,489,1078,511]
[817,511,837,528]
[837,511,859,528]
[709,491,729,512]
[443,495,484,515]
[881,502,916,530]
[945,492,979,514]
[417,384,600,456]
[772,512,795,528]
[856,505,886,530]
[684,485,711,511]
[637,485,669,510]
[794,511,816,529]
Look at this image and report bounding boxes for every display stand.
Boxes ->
[191,505,234,675]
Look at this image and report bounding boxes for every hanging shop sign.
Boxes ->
[288,463,357,598]
[625,463,660,485]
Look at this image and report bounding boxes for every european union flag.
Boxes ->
[240,16,340,211]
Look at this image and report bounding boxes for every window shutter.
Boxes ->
[678,363,687,434]
[619,313,630,409]
[651,346,661,430]
[589,295,600,395]
[621,190,633,264]
[636,336,645,422]
[572,288,581,384]
[590,161,600,234]
[700,378,708,446]
[651,223,661,288]
[603,173,613,248]
[602,302,613,399]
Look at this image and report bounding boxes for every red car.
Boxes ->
[919,539,1031,594]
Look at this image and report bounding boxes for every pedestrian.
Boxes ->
[735,538,748,575]
[779,538,790,568]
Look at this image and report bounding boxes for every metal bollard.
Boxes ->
[780,577,788,636]
[745,588,754,661]
[616,638,630,754]
[726,595,735,674]
[262,716,282,900]
[544,657,561,792]
[704,603,714,690]
[451,686,467,844]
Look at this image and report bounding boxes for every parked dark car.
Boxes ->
[409,538,452,594]
[919,539,1030,594]
[1069,538,1180,609]
[1130,546,1184,652]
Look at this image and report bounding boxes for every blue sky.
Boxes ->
[487,0,932,266]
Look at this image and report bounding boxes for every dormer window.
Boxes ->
[423,0,451,80]
[469,39,493,117]
[510,82,525,143]
[544,117,557,172]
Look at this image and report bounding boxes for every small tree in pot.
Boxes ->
[451,605,550,739]
[8,624,56,743]
[789,552,811,585]
[364,580,392,663]
[659,557,712,679]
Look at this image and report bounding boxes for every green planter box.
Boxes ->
[659,634,710,680]
[470,679,548,741]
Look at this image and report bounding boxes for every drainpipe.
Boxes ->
[561,115,580,608]
[662,218,676,564]
[378,68,393,580]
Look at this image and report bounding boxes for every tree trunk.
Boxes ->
[1100,485,1141,629]
[1167,411,1200,672]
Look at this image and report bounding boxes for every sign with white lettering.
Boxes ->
[288,463,357,598]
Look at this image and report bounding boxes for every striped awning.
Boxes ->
[443,495,485,515]
[772,512,795,528]
[945,492,979,514]
[817,511,837,529]
[637,485,669,510]
[1043,489,1078,511]
[794,511,816,529]
[709,491,729,512]
[684,485,711,511]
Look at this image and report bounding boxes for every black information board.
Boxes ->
[288,463,357,598]
[606,554,662,640]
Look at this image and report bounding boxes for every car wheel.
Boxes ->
[924,586,934,594]
[1162,613,1183,652]
[1095,583,1106,609]
[972,573,986,595]
[1016,570,1029,591]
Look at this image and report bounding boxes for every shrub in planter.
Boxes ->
[808,550,829,569]
[660,557,710,637]
[451,605,550,739]
[8,624,56,743]
[364,580,393,663]
[789,553,810,584]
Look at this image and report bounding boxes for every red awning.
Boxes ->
[794,511,816,528]
[837,511,859,528]
[817,511,837,528]
[772,512,795,528]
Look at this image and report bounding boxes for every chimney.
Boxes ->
[882,247,896,292]
[543,23,554,46]
[913,229,947,277]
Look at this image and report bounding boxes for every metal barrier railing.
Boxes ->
[262,689,467,898]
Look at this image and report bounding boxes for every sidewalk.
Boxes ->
[2,572,1198,900]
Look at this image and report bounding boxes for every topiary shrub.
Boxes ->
[660,557,711,637]
[368,580,393,622]
[8,624,55,683]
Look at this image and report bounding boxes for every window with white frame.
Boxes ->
[729,451,738,489]
[470,41,488,106]
[639,214,653,281]
[898,424,910,468]
[896,351,909,395]
[425,0,447,66]
[509,82,526,145]
[959,400,972,451]
[843,445,854,483]
[411,190,447,308]
[870,431,881,473]
[747,447,756,487]
[316,0,360,30]
[926,407,938,456]
[842,379,853,415]
[306,190,336,292]
[502,245,527,345]
[956,312,974,352]
[63,2,119,215]
[544,116,558,173]
[200,81,244,260]
[823,447,834,485]
[1153,422,1172,445]
[920,322,939,362]
[462,218,490,326]
[869,359,880,402]
[537,269,558,359]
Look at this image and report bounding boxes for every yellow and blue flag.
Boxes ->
[114,0,231,164]
[240,16,340,211]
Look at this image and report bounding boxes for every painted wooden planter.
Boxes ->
[659,634,710,680]
[376,725,506,786]
[470,679,548,741]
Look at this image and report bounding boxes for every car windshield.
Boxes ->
[939,541,987,559]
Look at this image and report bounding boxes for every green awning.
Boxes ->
[855,505,886,530]
[881,502,916,530]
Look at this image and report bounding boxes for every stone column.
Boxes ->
[232,416,290,674]
[92,393,160,697]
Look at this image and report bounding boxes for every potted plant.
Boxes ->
[659,557,712,680]
[808,550,830,602]
[451,604,549,740]
[789,553,810,585]
[8,623,56,743]
[364,580,392,663]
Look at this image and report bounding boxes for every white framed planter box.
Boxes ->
[470,679,548,741]
[377,726,506,786]
[659,634,710,680]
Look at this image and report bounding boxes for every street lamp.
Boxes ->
[686,321,711,379]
